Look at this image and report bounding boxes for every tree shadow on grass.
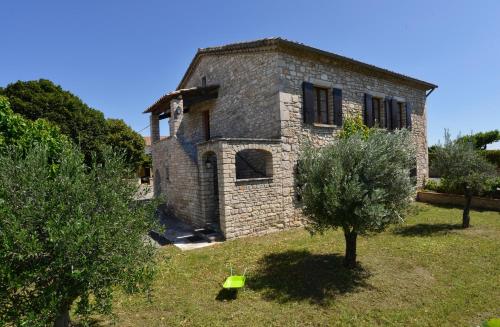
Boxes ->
[393,223,463,237]
[419,201,490,212]
[72,318,103,326]
[215,288,238,301]
[248,250,371,305]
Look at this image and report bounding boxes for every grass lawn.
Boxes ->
[100,204,499,326]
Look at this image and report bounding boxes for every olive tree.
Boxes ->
[298,124,416,268]
[433,131,496,228]
[0,144,159,326]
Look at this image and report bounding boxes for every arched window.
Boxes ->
[235,149,273,180]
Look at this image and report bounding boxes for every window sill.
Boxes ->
[312,123,338,128]
[235,177,273,183]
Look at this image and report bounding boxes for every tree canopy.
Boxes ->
[298,118,415,268]
[0,143,158,326]
[456,129,500,150]
[0,79,145,167]
[1,95,158,326]
[106,118,147,168]
[0,95,70,160]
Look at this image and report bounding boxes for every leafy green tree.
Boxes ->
[0,97,159,326]
[0,79,107,164]
[433,131,496,228]
[0,96,70,160]
[298,118,415,268]
[457,130,500,150]
[106,118,146,169]
[1,79,145,168]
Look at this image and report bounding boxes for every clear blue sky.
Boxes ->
[1,0,499,148]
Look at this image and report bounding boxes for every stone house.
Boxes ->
[144,38,437,240]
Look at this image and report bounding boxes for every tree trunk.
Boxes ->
[463,188,472,228]
[343,229,357,269]
[54,308,70,327]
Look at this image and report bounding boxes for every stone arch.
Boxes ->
[235,149,273,179]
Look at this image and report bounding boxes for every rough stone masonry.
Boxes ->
[145,38,437,240]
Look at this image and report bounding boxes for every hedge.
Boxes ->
[481,150,500,169]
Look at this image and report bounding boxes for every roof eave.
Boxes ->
[143,85,220,114]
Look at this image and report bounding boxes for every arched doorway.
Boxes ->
[201,152,220,231]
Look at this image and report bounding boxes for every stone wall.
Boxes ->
[151,135,203,226]
[277,51,429,188]
[207,139,302,239]
[183,52,281,139]
[417,191,500,211]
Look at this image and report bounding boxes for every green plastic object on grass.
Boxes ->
[223,266,247,289]
[483,318,500,327]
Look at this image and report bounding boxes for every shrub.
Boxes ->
[424,179,443,193]
[338,115,371,140]
[483,176,500,198]
[481,150,500,169]
[425,177,500,199]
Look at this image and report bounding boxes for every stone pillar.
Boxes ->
[150,113,160,143]
[169,98,183,137]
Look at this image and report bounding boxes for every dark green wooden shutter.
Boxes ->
[332,88,342,126]
[391,98,399,129]
[364,93,373,127]
[384,98,391,129]
[405,102,412,129]
[302,82,315,124]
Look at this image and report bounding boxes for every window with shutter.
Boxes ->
[405,103,412,129]
[390,98,400,130]
[302,82,315,124]
[332,88,342,126]
[202,110,210,141]
[398,102,406,128]
[314,87,329,124]
[364,94,373,127]
[302,82,337,126]
[364,94,385,128]
[384,98,391,129]
[372,97,385,127]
